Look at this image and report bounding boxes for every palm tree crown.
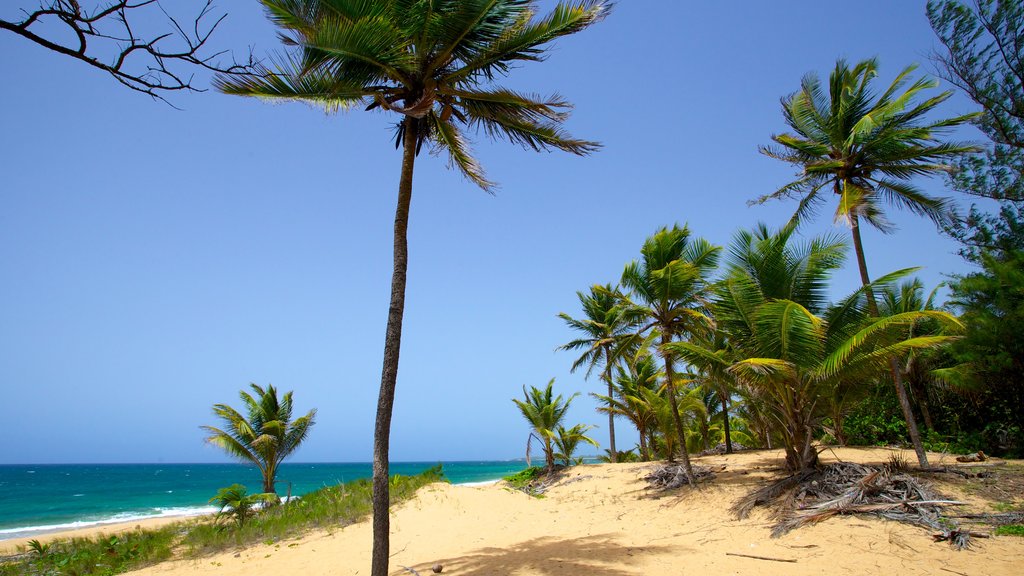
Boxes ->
[755,57,977,235]
[216,0,608,190]
[202,383,317,494]
[513,378,578,473]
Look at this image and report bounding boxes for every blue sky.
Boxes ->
[0,1,986,464]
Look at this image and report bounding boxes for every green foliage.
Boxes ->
[502,466,543,489]
[0,468,444,576]
[995,524,1024,537]
[201,383,317,494]
[553,423,600,466]
[2,526,178,576]
[209,484,279,527]
[841,383,908,446]
[512,379,578,472]
[215,0,609,191]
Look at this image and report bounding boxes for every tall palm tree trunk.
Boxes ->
[720,393,733,454]
[371,117,418,576]
[603,349,617,462]
[662,334,697,485]
[850,213,929,468]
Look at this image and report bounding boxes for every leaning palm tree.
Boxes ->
[754,58,978,466]
[512,379,578,474]
[619,225,721,484]
[215,3,609,572]
[201,383,317,494]
[558,284,634,461]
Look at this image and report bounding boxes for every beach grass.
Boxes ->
[0,466,445,576]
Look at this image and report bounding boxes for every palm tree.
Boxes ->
[512,378,578,474]
[553,423,600,466]
[683,224,963,471]
[594,354,662,461]
[619,225,721,484]
[215,3,609,572]
[202,383,317,494]
[676,328,739,453]
[558,284,633,462]
[754,58,978,466]
[209,484,279,526]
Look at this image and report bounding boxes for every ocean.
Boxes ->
[0,460,529,540]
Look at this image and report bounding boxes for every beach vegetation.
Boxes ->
[213,2,609,574]
[995,524,1024,537]
[502,466,543,490]
[512,379,579,474]
[753,57,980,467]
[201,383,317,495]
[209,484,278,527]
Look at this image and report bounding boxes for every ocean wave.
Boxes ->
[0,506,218,540]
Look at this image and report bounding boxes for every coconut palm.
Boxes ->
[559,284,633,462]
[201,384,317,494]
[209,484,279,527]
[594,354,663,461]
[553,423,600,466]
[755,58,977,303]
[755,58,979,466]
[215,3,608,572]
[676,328,739,453]
[680,224,963,471]
[618,225,721,484]
[512,379,578,474]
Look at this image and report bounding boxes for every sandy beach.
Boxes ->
[5,447,1022,575]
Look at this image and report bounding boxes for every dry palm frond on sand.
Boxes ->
[732,462,981,548]
[644,464,719,490]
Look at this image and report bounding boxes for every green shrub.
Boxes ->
[995,524,1024,537]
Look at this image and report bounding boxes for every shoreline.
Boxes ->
[0,478,502,554]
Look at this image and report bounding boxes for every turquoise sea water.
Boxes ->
[0,461,528,540]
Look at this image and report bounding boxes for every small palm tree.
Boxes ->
[209,484,278,527]
[619,224,721,484]
[553,424,600,466]
[559,284,633,461]
[512,379,577,474]
[201,384,316,494]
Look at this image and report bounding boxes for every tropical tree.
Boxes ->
[618,225,721,484]
[512,379,578,474]
[676,328,738,453]
[201,383,317,494]
[559,284,633,462]
[674,225,963,471]
[553,424,600,466]
[214,3,609,573]
[594,354,662,461]
[209,484,278,527]
[754,58,979,467]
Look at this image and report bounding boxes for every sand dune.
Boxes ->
[11,447,1024,575]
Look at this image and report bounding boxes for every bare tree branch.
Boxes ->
[1,0,257,106]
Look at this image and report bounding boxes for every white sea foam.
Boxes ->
[455,479,500,487]
[0,506,218,541]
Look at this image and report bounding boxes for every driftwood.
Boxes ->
[725,552,796,563]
